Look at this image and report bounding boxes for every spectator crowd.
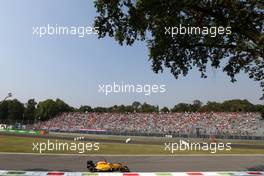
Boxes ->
[30,112,264,137]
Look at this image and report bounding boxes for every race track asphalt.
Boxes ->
[0,154,264,172]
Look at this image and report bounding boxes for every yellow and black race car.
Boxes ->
[87,160,130,172]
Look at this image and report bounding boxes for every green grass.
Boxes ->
[0,134,263,155]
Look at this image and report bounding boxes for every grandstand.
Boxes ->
[30,112,264,138]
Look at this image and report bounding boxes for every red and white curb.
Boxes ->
[0,171,263,176]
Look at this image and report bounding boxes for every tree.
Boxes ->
[171,103,190,112]
[6,99,24,123]
[124,105,133,112]
[201,101,223,112]
[36,99,74,121]
[141,102,159,112]
[93,107,109,112]
[161,106,170,113]
[261,108,264,120]
[94,0,264,96]
[118,104,127,112]
[55,99,74,112]
[79,105,93,113]
[221,99,255,112]
[0,101,9,123]
[24,99,37,123]
[36,99,58,121]
[191,100,203,112]
[132,101,142,112]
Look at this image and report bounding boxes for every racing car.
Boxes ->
[87,160,130,172]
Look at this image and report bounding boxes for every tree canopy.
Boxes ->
[0,98,264,123]
[93,0,264,96]
[36,99,73,121]
[0,99,24,123]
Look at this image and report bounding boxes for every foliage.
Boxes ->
[0,98,263,124]
[94,0,264,96]
[35,99,73,121]
[261,108,264,119]
[161,106,170,113]
[0,99,24,123]
[79,105,93,113]
[24,99,37,123]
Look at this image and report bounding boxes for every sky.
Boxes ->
[0,0,262,108]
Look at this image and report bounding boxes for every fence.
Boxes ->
[50,129,264,140]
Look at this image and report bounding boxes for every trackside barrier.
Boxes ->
[0,171,263,176]
[0,129,42,135]
[52,130,264,141]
